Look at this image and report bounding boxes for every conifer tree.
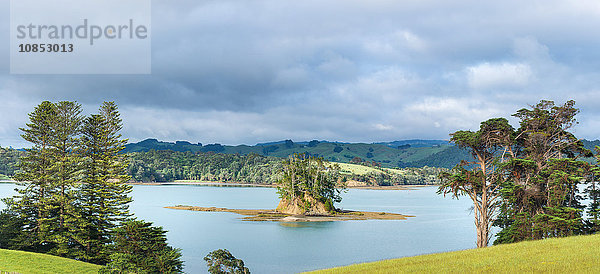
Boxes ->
[77,101,132,264]
[6,101,58,252]
[47,101,84,257]
[101,219,183,273]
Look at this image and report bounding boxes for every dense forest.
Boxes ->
[2,147,444,185]
[127,150,443,185]
[0,147,22,178]
[127,151,283,184]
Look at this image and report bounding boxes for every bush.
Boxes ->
[101,220,184,273]
[204,249,250,274]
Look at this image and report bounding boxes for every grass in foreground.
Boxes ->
[308,234,600,273]
[0,249,101,274]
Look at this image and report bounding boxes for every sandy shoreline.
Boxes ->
[165,205,414,222]
[130,181,431,190]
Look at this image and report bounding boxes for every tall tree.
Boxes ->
[76,101,132,264]
[494,100,592,243]
[439,118,514,248]
[5,101,58,252]
[3,101,85,256]
[47,101,84,257]
[584,147,600,233]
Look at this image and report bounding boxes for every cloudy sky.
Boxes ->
[2,0,600,148]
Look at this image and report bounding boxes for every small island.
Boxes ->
[165,154,413,222]
[165,205,412,222]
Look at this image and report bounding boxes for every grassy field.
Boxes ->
[308,234,600,273]
[0,249,101,274]
[332,162,405,176]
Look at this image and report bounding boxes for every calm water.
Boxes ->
[0,183,476,273]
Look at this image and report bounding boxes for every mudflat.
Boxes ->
[165,205,413,221]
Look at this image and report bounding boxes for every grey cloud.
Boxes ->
[2,0,600,147]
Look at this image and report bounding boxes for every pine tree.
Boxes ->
[76,101,132,264]
[101,220,184,273]
[3,101,85,256]
[6,101,58,252]
[47,101,84,257]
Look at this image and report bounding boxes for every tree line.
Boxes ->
[3,145,444,186]
[127,150,283,184]
[439,100,600,248]
[0,147,23,178]
[125,149,444,186]
[0,101,183,272]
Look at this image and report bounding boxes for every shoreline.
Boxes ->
[4,180,433,190]
[165,205,414,222]
[129,181,433,190]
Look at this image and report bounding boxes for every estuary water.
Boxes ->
[0,183,475,273]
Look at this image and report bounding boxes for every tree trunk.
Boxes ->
[476,218,489,248]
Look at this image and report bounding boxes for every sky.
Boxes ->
[2,0,600,148]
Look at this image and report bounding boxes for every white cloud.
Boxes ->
[467,62,532,90]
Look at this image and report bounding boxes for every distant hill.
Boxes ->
[124,139,469,169]
[375,139,450,148]
[582,139,600,152]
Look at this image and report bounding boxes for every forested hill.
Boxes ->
[124,139,471,169]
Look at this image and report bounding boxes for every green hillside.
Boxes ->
[0,147,23,177]
[124,139,470,168]
[309,234,600,273]
[0,249,101,273]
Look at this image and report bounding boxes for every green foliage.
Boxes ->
[127,151,283,184]
[204,249,250,274]
[277,153,345,208]
[6,101,80,254]
[0,147,23,177]
[76,102,133,264]
[494,100,593,244]
[438,117,514,248]
[101,220,183,274]
[0,101,180,272]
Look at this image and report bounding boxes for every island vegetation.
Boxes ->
[166,153,412,221]
[276,154,344,215]
[166,205,410,222]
